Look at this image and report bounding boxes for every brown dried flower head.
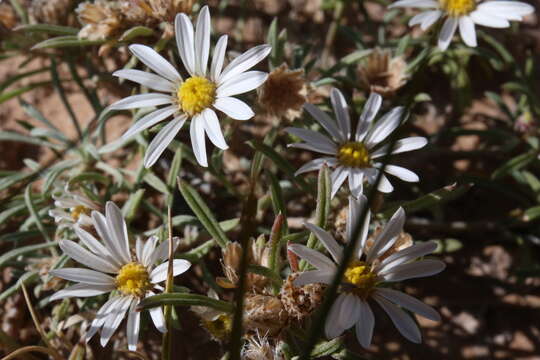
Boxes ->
[358,48,408,98]
[280,272,325,322]
[243,332,283,360]
[0,3,17,31]
[258,64,306,121]
[76,0,124,40]
[244,294,288,336]
[30,0,76,26]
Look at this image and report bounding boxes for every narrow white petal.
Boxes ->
[92,211,128,266]
[388,0,438,8]
[338,294,361,331]
[109,93,173,110]
[50,268,115,285]
[150,259,192,283]
[286,127,337,154]
[438,17,458,51]
[210,35,228,81]
[383,164,420,182]
[129,44,181,83]
[375,288,441,321]
[147,237,181,267]
[304,103,345,142]
[126,301,141,351]
[381,259,446,281]
[294,157,338,176]
[121,106,176,141]
[293,270,334,286]
[218,44,271,84]
[194,6,211,76]
[202,109,228,150]
[49,283,113,301]
[325,294,348,338]
[144,115,187,168]
[100,296,132,347]
[331,166,349,198]
[86,296,123,342]
[190,115,208,167]
[420,10,443,30]
[470,9,511,27]
[105,202,131,264]
[304,223,343,263]
[141,236,158,267]
[364,106,405,148]
[348,169,364,199]
[136,238,144,264]
[371,137,428,158]
[356,92,382,142]
[60,240,118,273]
[287,244,336,271]
[147,293,167,333]
[366,207,405,264]
[378,241,438,273]
[330,88,351,140]
[477,1,534,17]
[347,195,371,257]
[376,173,394,193]
[213,96,254,120]
[373,294,422,343]
[289,142,337,156]
[73,225,113,260]
[217,71,268,97]
[459,16,477,47]
[355,300,375,348]
[113,69,176,92]
[175,13,196,75]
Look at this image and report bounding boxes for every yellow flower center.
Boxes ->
[115,262,151,297]
[440,0,476,16]
[343,261,377,299]
[177,76,216,116]
[337,142,370,168]
[70,205,91,221]
[202,314,232,340]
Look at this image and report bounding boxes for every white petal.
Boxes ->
[364,107,405,148]
[347,195,371,258]
[73,225,113,260]
[325,294,348,338]
[213,97,254,120]
[202,109,228,150]
[383,164,420,182]
[113,69,176,92]
[409,10,443,30]
[304,103,345,142]
[469,9,511,27]
[100,296,132,347]
[338,294,361,331]
[375,288,441,321]
[49,283,114,301]
[477,1,534,17]
[50,268,115,285]
[217,71,268,97]
[355,299,375,348]
[388,0,438,8]
[294,157,338,176]
[293,270,334,286]
[438,17,458,51]
[218,44,271,84]
[330,88,351,140]
[109,93,173,110]
[376,173,394,193]
[141,236,158,267]
[288,142,337,156]
[105,202,131,263]
[126,301,141,351]
[136,238,144,264]
[175,13,196,75]
[144,115,187,168]
[287,244,336,271]
[381,259,446,281]
[378,241,438,273]
[356,92,382,142]
[210,35,228,81]
[147,292,167,333]
[121,106,176,141]
[86,296,123,341]
[286,127,337,154]
[92,211,129,266]
[348,169,364,199]
[366,207,405,264]
[330,166,349,198]
[459,16,477,47]
[59,240,118,274]
[371,137,428,158]
[194,6,211,76]
[128,44,181,83]
[150,259,192,283]
[373,294,422,343]
[190,115,208,167]
[147,237,181,267]
[304,223,343,263]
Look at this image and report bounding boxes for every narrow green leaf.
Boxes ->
[122,189,146,223]
[144,171,170,195]
[138,293,234,313]
[119,26,154,41]
[32,35,105,49]
[15,24,79,35]
[492,151,537,180]
[24,185,52,244]
[0,242,57,268]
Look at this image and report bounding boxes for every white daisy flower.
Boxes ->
[48,184,100,230]
[49,201,191,350]
[109,5,271,167]
[388,0,534,51]
[286,88,427,198]
[288,195,445,347]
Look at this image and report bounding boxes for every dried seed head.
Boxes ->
[258,64,306,121]
[358,48,408,98]
[243,332,283,360]
[280,273,325,322]
[333,206,348,241]
[244,294,288,336]
[30,0,76,26]
[76,1,124,40]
